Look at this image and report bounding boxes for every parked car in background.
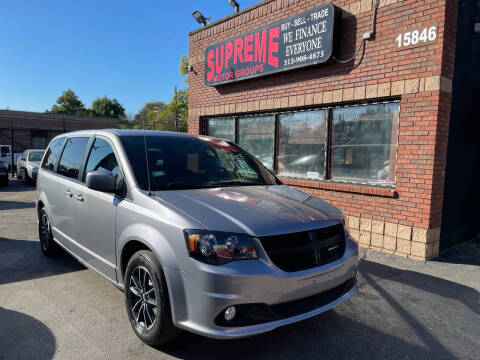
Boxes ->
[17,149,45,183]
[0,158,8,186]
[36,130,358,346]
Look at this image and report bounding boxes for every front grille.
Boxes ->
[259,224,346,272]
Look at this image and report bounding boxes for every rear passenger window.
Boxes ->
[84,138,121,182]
[57,137,89,179]
[42,137,65,171]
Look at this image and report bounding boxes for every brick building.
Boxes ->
[187,0,480,260]
[0,110,120,167]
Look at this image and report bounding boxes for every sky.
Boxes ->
[0,0,260,116]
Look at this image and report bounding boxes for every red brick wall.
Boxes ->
[187,0,458,259]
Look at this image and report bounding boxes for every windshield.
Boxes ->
[120,135,278,190]
[28,151,45,162]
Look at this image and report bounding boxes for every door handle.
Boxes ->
[64,190,73,198]
[74,194,84,202]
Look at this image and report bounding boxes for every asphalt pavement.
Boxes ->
[1,176,479,360]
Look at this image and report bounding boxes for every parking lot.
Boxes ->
[0,176,479,360]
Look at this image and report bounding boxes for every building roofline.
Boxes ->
[0,109,120,123]
[188,0,275,36]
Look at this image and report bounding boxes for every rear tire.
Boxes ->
[124,250,181,346]
[0,176,7,187]
[25,172,33,185]
[38,208,59,256]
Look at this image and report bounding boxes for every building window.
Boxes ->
[238,115,275,170]
[207,117,235,142]
[204,101,399,187]
[32,137,47,149]
[277,110,327,180]
[330,103,399,185]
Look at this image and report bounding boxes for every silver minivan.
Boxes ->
[36,129,358,346]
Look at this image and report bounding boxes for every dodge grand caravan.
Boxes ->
[36,130,358,346]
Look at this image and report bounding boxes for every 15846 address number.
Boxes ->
[395,26,437,49]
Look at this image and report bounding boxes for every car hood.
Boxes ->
[153,185,343,237]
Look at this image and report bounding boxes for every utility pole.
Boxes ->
[10,116,14,176]
[174,87,179,132]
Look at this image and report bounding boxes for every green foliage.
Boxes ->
[91,96,126,118]
[49,89,86,115]
[48,89,126,119]
[134,102,166,124]
[133,87,188,132]
[179,54,189,83]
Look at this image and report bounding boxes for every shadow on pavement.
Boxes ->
[0,177,35,193]
[0,237,85,285]
[0,200,36,211]
[161,312,449,360]
[0,307,56,360]
[433,239,480,266]
[360,260,479,316]
[159,259,479,360]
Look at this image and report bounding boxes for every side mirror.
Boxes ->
[86,170,115,193]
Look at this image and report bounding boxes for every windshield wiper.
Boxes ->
[149,180,269,191]
[208,179,268,187]
[149,182,204,190]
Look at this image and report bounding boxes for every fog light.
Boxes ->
[224,306,236,321]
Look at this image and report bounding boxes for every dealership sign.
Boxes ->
[205,3,337,86]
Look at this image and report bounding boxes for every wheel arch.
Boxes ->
[36,190,51,221]
[116,226,188,326]
[37,200,45,217]
[120,240,152,280]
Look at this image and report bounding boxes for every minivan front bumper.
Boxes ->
[166,237,359,339]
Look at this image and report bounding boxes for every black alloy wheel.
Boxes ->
[38,208,58,256]
[124,250,180,346]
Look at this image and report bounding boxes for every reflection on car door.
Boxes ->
[51,137,90,250]
[72,137,120,282]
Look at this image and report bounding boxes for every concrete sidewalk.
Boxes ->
[1,177,479,360]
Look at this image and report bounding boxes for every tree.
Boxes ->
[166,87,188,132]
[91,96,126,118]
[134,88,188,132]
[49,89,86,115]
[179,54,189,83]
[134,101,166,124]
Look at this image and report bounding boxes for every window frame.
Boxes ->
[55,135,93,183]
[203,99,400,188]
[82,135,130,198]
[276,109,329,180]
[236,113,277,171]
[41,136,67,173]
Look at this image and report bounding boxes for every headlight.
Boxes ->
[184,230,258,265]
[0,163,7,169]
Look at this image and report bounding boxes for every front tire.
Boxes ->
[38,208,59,256]
[124,250,180,346]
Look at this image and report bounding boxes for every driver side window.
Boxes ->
[84,138,122,189]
